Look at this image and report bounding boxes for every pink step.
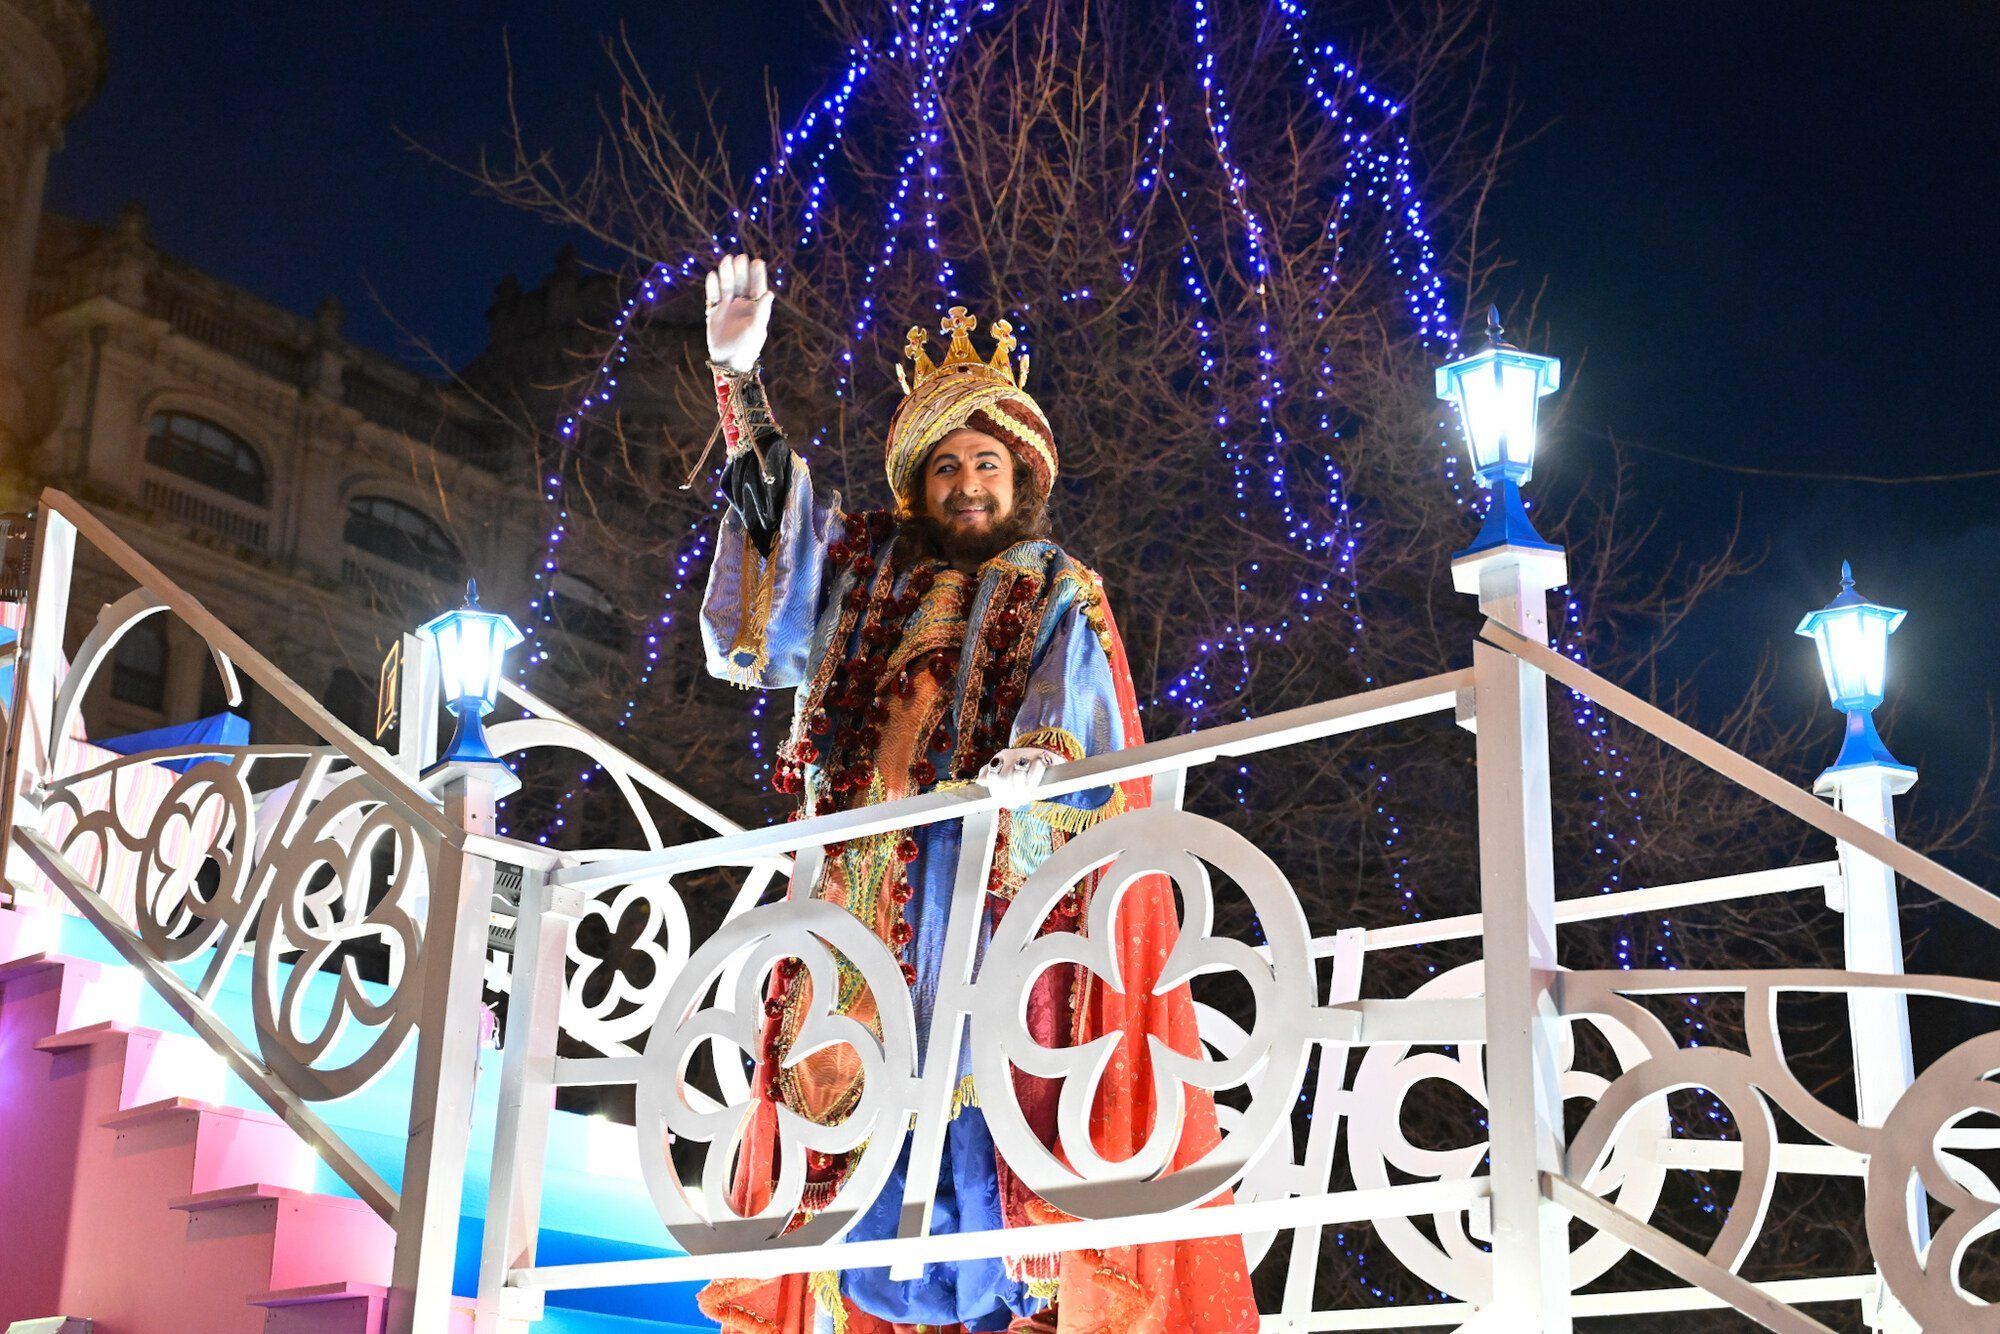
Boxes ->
[0,974,180,1318]
[0,898,66,963]
[102,1097,316,1197]
[35,1019,226,1111]
[0,951,143,1037]
[251,1283,478,1334]
[0,1153,394,1331]
[253,1281,389,1334]
[0,951,396,1332]
[170,1184,393,1292]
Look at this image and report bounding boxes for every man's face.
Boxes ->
[922,430,1015,538]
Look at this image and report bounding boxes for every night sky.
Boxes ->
[42,2,2000,851]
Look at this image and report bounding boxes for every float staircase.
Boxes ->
[0,901,715,1334]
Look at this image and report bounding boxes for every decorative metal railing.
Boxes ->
[7,485,2000,1334]
[0,491,540,1329]
[148,278,314,385]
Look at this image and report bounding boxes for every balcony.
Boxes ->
[147,279,312,386]
[139,475,270,552]
[341,366,510,472]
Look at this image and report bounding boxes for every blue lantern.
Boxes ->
[1795,562,1910,776]
[419,579,523,773]
[1437,307,1563,556]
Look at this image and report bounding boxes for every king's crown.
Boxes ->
[897,306,1030,396]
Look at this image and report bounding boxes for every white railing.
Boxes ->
[10,485,2000,1334]
[475,547,1998,1334]
[469,596,2000,1334]
[487,675,1471,1311]
[0,491,550,1332]
[0,488,808,1333]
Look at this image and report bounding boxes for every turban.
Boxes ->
[884,379,1057,516]
[883,307,1057,516]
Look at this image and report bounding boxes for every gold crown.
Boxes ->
[896,306,1030,397]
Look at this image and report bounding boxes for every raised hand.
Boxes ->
[705,254,774,373]
[977,746,1063,806]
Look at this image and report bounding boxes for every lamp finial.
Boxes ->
[1839,560,1854,591]
[466,578,481,607]
[1485,305,1504,345]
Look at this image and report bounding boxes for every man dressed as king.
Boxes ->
[695,254,1257,1334]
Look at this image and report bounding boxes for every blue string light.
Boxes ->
[500,0,1718,1293]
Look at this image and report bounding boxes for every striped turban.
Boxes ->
[884,374,1058,517]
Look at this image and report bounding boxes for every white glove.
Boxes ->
[705,254,774,373]
[978,746,1063,806]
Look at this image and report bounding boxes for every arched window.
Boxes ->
[145,413,268,506]
[550,572,628,652]
[111,618,168,710]
[343,496,462,584]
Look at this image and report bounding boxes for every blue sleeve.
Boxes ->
[700,455,846,689]
[1008,599,1126,816]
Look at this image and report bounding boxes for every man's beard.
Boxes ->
[904,491,1048,568]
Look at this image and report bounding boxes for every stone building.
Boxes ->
[0,2,744,824]
[0,0,102,444]
[0,0,718,769]
[10,206,557,743]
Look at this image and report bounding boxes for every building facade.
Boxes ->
[0,0,101,445]
[8,205,570,744]
[0,0,715,787]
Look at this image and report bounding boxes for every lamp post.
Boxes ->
[418,579,524,784]
[388,580,521,1333]
[1796,562,1913,788]
[1437,306,1565,569]
[1795,565,1918,1127]
[1795,562,1927,1323]
[1442,309,1570,1329]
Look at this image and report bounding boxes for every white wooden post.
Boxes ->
[1281,927,1367,1326]
[1817,758,1928,1329]
[474,865,581,1333]
[890,807,1000,1278]
[1815,762,1918,1126]
[1458,539,1570,1330]
[396,630,441,775]
[387,765,501,1333]
[0,504,76,867]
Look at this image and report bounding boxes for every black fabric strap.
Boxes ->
[723,441,793,556]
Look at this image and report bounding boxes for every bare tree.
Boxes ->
[431,0,1990,1320]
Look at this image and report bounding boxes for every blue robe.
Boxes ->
[701,452,1127,1330]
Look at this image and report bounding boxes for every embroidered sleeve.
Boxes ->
[1000,597,1126,823]
[1011,601,1123,761]
[700,453,846,689]
[1012,725,1085,761]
